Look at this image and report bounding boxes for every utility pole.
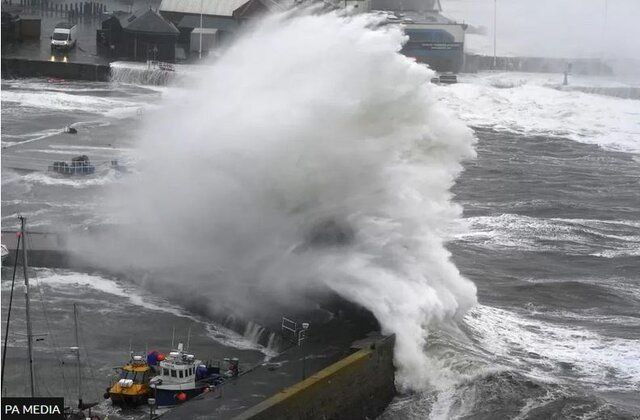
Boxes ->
[492,0,497,69]
[20,216,36,397]
[199,0,203,60]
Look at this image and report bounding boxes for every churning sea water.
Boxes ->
[2,10,639,419]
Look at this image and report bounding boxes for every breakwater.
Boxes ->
[464,54,613,75]
[234,334,396,420]
[1,58,110,81]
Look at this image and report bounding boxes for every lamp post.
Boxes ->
[300,322,309,380]
[199,0,203,60]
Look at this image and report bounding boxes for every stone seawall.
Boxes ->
[233,334,396,420]
[1,58,110,81]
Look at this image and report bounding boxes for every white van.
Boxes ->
[51,23,78,50]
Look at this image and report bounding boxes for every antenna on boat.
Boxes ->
[186,327,191,351]
[171,325,175,349]
[20,216,36,397]
[73,303,83,409]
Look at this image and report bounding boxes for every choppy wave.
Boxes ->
[23,269,275,356]
[437,72,640,154]
[21,171,120,188]
[454,213,640,257]
[381,303,639,419]
[1,89,146,119]
[1,129,65,149]
[464,305,640,390]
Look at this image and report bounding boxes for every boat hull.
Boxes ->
[109,391,149,407]
[151,387,207,407]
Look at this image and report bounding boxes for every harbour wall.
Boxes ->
[463,54,613,75]
[1,58,110,81]
[0,55,615,85]
[1,230,72,268]
[233,334,396,420]
[0,229,378,356]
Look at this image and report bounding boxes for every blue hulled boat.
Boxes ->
[149,343,223,407]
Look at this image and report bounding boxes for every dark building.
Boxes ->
[1,9,40,43]
[158,0,271,58]
[97,9,179,62]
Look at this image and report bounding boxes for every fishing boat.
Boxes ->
[149,343,223,407]
[48,155,96,176]
[107,353,156,406]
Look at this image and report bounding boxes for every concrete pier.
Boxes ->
[159,333,396,420]
[235,335,396,420]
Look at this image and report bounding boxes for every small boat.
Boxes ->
[107,353,156,406]
[48,155,95,176]
[149,343,223,407]
[1,244,8,262]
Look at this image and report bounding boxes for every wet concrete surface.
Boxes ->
[1,0,159,64]
[160,318,381,420]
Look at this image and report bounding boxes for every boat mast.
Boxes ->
[20,216,36,397]
[1,228,22,389]
[186,326,191,351]
[73,303,83,409]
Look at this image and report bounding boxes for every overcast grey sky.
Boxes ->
[441,0,640,60]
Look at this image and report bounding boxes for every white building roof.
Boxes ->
[159,0,250,17]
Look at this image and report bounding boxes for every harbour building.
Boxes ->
[345,0,467,73]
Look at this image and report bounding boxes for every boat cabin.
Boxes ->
[158,352,197,382]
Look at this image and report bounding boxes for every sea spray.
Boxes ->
[101,9,477,390]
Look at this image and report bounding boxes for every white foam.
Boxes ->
[1,129,65,149]
[31,269,278,356]
[436,72,640,154]
[204,324,277,359]
[1,89,146,119]
[464,305,640,391]
[48,144,134,153]
[453,213,640,257]
[22,171,119,188]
